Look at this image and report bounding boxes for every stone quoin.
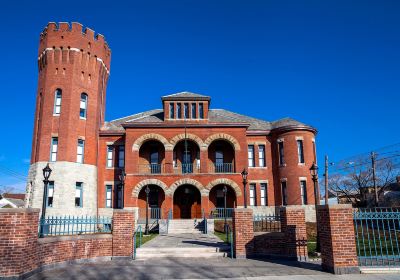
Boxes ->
[25,22,318,219]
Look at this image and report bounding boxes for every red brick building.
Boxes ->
[25,22,318,219]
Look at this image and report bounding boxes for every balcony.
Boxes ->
[173,163,201,174]
[138,164,164,174]
[210,163,234,173]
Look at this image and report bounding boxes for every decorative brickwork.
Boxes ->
[233,208,254,258]
[280,206,307,260]
[0,209,39,277]
[112,209,135,258]
[316,204,359,274]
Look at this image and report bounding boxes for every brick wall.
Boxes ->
[112,209,135,258]
[0,209,39,277]
[316,204,359,274]
[0,208,135,278]
[280,206,307,260]
[233,208,254,258]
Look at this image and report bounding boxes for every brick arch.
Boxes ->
[132,133,173,151]
[205,178,242,197]
[204,133,240,150]
[169,178,206,196]
[169,133,206,150]
[132,179,169,197]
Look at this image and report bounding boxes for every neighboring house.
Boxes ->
[0,193,25,208]
[320,190,339,205]
[378,176,400,207]
[25,22,319,219]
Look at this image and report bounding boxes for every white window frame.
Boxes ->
[118,146,125,168]
[107,146,113,168]
[258,145,266,167]
[297,139,305,164]
[260,183,267,206]
[80,93,88,119]
[249,183,256,206]
[248,145,255,167]
[106,185,112,208]
[50,137,58,162]
[47,181,54,207]
[53,89,62,116]
[77,139,85,163]
[75,182,83,208]
[300,180,307,205]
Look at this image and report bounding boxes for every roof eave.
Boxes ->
[271,125,317,134]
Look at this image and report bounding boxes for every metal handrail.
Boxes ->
[133,225,143,260]
[173,163,201,174]
[210,208,234,219]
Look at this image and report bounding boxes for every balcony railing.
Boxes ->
[173,163,201,174]
[138,164,164,174]
[210,163,234,173]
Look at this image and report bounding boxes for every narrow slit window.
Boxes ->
[250,184,256,206]
[80,93,88,119]
[169,103,174,119]
[260,183,267,206]
[184,103,189,119]
[191,103,196,119]
[248,145,255,167]
[300,180,307,205]
[177,103,182,119]
[50,137,58,162]
[106,185,112,208]
[47,181,54,207]
[77,139,85,163]
[107,146,113,168]
[281,181,287,206]
[118,146,125,168]
[199,103,204,119]
[278,141,285,165]
[53,89,62,115]
[258,145,266,167]
[75,182,83,207]
[297,140,305,164]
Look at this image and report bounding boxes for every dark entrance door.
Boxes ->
[173,185,201,219]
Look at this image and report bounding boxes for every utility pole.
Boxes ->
[371,152,378,207]
[324,155,329,205]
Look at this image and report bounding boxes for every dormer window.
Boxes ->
[191,103,196,118]
[169,103,174,119]
[199,103,204,119]
[184,103,189,119]
[177,103,182,119]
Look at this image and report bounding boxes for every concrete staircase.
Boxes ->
[135,245,230,259]
[167,219,205,234]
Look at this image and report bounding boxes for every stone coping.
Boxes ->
[316,204,353,210]
[0,208,39,213]
[38,233,112,244]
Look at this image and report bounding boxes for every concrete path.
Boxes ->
[141,233,226,248]
[27,257,400,280]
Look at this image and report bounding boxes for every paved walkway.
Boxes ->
[27,258,400,279]
[141,233,226,248]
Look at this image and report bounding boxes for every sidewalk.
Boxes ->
[26,257,400,280]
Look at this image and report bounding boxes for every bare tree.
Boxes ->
[329,156,400,207]
[0,184,15,197]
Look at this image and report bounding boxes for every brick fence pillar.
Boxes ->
[233,208,253,259]
[317,204,359,274]
[112,209,135,259]
[280,206,307,260]
[0,208,40,278]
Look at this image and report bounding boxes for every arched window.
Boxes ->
[53,89,62,115]
[80,93,88,119]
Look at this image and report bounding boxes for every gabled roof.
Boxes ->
[161,91,210,101]
[102,108,315,133]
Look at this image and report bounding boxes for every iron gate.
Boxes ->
[354,208,400,267]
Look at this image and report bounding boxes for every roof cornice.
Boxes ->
[271,125,317,134]
[122,122,250,129]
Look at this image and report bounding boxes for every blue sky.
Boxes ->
[0,0,399,192]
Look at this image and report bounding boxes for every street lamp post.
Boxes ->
[145,185,150,235]
[223,185,228,239]
[39,163,52,238]
[241,169,248,208]
[310,162,320,252]
[118,170,126,209]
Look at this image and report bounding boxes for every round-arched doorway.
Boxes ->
[173,184,201,219]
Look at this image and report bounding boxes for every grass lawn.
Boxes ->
[135,233,158,248]
[214,231,230,243]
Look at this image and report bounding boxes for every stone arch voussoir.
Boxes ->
[132,179,169,197]
[204,133,240,150]
[169,133,206,150]
[169,178,206,196]
[205,178,242,197]
[132,133,173,151]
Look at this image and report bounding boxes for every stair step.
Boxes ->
[135,252,228,259]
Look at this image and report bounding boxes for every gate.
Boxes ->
[354,208,400,267]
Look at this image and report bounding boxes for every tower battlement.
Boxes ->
[39,22,111,70]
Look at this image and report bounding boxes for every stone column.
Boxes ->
[233,208,254,258]
[280,206,307,261]
[112,209,135,259]
[0,208,40,278]
[317,204,359,274]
